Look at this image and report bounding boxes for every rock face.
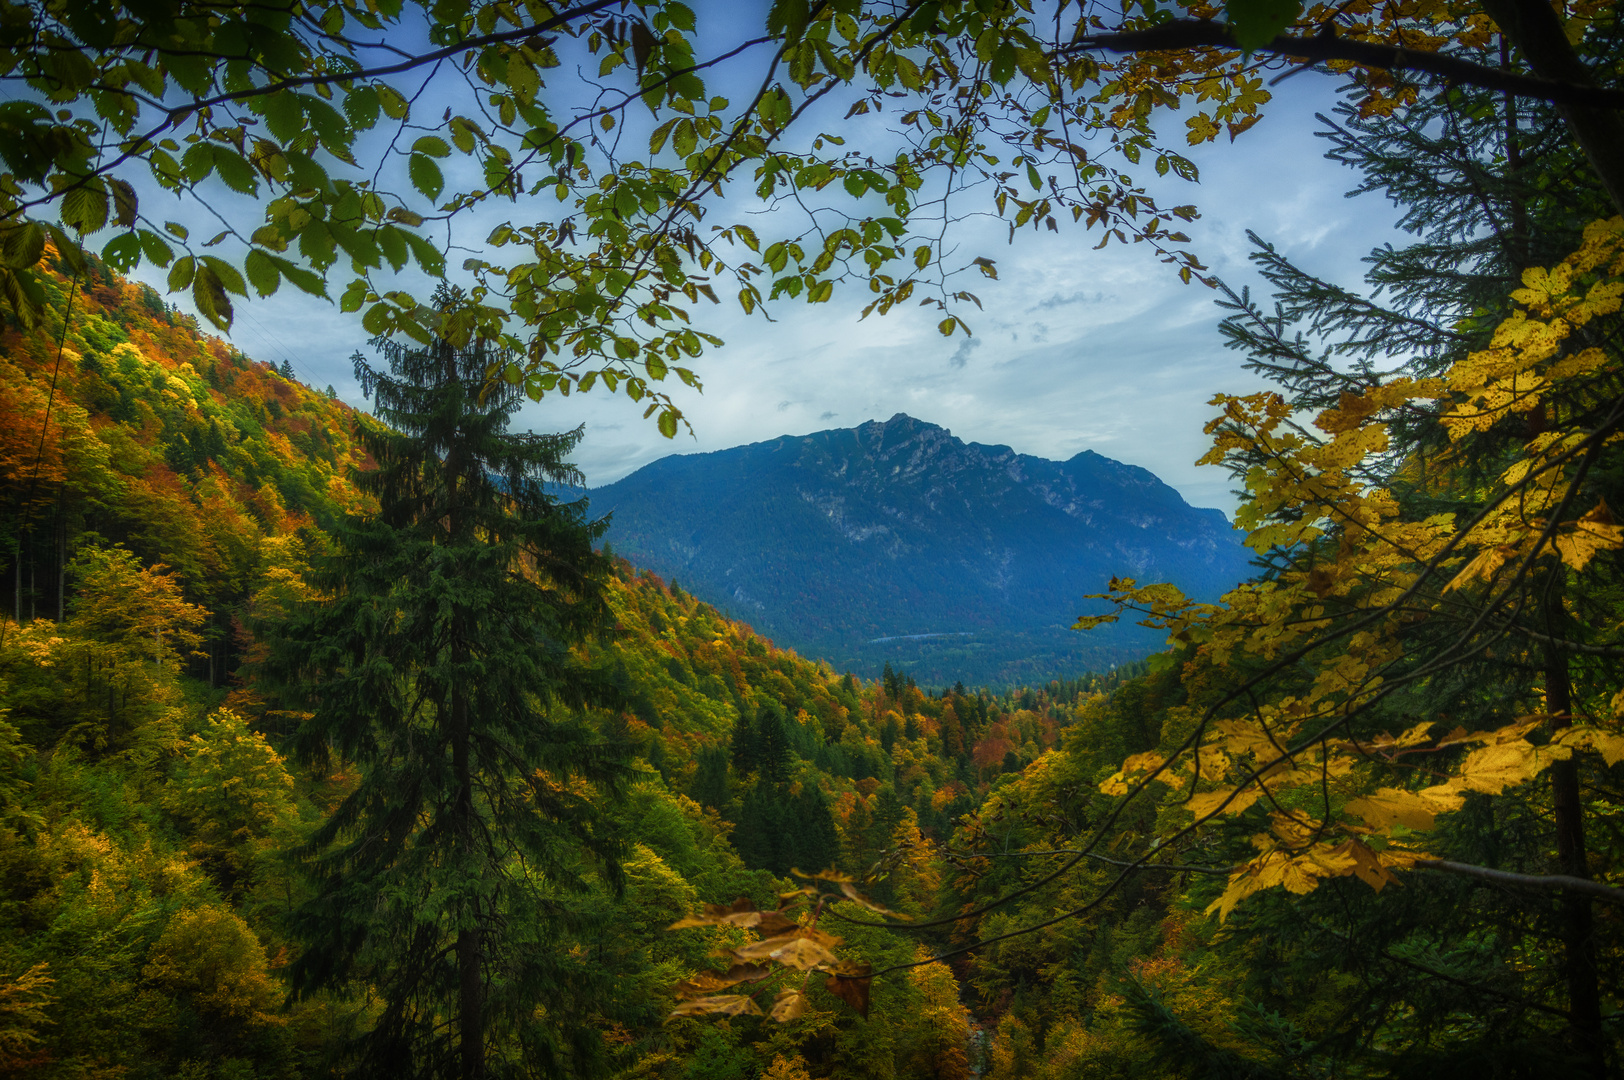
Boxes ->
[589,413,1252,685]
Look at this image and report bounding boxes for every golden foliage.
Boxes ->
[1083,219,1624,921]
[142,906,282,1024]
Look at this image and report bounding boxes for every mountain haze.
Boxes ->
[591,413,1251,685]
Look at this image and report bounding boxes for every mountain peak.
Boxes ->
[589,417,1250,685]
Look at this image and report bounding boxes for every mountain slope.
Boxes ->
[590,413,1251,685]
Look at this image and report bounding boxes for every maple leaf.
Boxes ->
[1344,787,1462,832]
[1185,786,1264,819]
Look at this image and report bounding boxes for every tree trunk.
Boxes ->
[452,674,484,1080]
[56,488,65,622]
[1480,0,1624,215]
[1544,641,1603,1076]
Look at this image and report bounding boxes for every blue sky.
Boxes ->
[122,16,1410,516]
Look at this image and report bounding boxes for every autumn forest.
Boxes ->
[6,0,1624,1077]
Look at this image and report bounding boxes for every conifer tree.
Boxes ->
[265,301,629,1080]
[755,703,791,785]
[689,746,730,812]
[729,709,757,778]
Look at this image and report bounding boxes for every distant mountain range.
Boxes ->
[587,414,1253,686]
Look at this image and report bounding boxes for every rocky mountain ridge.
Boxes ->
[589,414,1252,685]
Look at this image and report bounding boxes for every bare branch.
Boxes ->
[1414,859,1624,905]
[1061,20,1624,110]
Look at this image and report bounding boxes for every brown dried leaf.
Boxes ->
[733,933,803,961]
[673,963,771,999]
[769,989,810,1022]
[667,994,763,1019]
[838,882,900,917]
[825,962,871,1018]
[754,911,799,935]
[669,896,758,930]
[768,937,839,971]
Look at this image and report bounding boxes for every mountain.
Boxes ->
[589,413,1252,686]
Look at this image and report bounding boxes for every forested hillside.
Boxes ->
[0,246,1138,1078]
[7,224,1624,1079]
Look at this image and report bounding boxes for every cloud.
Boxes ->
[819,411,838,421]
[948,336,981,369]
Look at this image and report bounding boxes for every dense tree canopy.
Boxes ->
[4,0,1623,439]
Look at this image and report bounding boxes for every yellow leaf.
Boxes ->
[1343,787,1462,832]
[1552,502,1624,570]
[1442,546,1515,593]
[1331,838,1400,892]
[1185,113,1220,144]
[1186,787,1263,819]
[1592,732,1624,766]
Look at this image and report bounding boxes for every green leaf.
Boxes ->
[377,225,408,271]
[267,254,326,297]
[344,85,381,128]
[412,135,451,158]
[182,142,214,182]
[136,229,173,266]
[1225,0,1302,51]
[672,119,696,158]
[649,118,678,156]
[0,222,44,269]
[60,183,109,234]
[213,148,259,194]
[192,263,233,329]
[658,409,679,438]
[402,232,446,277]
[361,301,390,335]
[409,153,444,200]
[101,232,142,273]
[376,83,409,120]
[168,255,195,293]
[201,255,247,296]
[110,179,138,227]
[262,91,304,142]
[299,221,337,269]
[244,248,280,297]
[766,0,810,41]
[340,279,368,312]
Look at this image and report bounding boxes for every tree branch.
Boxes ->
[1413,859,1624,905]
[1060,20,1624,110]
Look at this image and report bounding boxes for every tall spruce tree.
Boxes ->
[266,306,630,1080]
[754,702,792,785]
